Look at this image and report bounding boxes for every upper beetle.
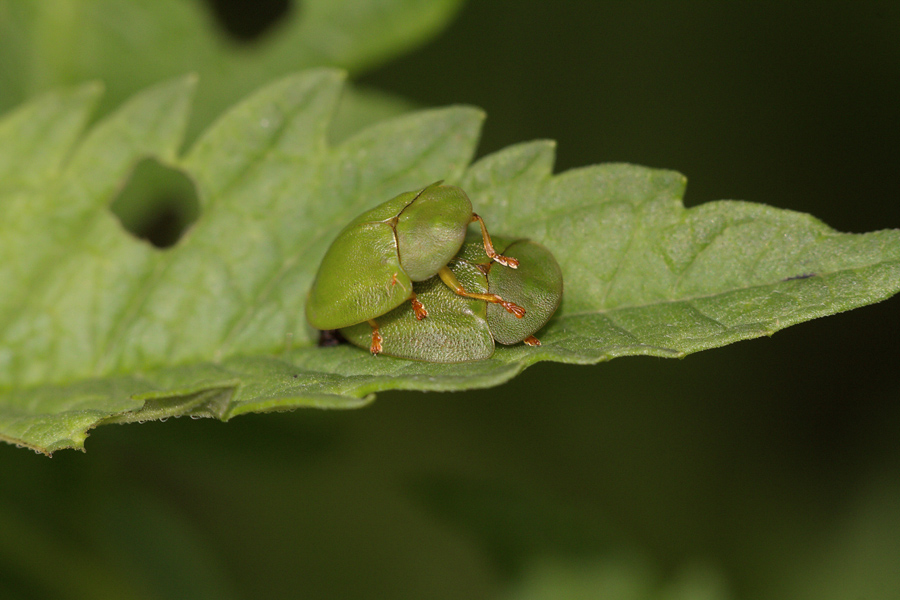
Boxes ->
[306,182,525,353]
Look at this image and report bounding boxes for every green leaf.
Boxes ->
[2,70,899,454]
[0,0,461,137]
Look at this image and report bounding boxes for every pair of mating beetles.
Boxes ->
[306,182,562,362]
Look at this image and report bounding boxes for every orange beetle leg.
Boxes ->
[368,320,383,355]
[410,293,428,320]
[471,213,519,269]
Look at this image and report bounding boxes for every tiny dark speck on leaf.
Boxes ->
[784,273,817,281]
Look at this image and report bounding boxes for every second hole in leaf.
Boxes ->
[111,158,200,248]
[204,0,294,42]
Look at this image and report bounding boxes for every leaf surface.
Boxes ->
[0,0,460,138]
[2,70,898,453]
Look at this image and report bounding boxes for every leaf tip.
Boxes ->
[464,105,488,123]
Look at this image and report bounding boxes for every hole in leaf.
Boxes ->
[204,0,294,42]
[111,158,200,248]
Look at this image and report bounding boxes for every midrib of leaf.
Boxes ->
[552,258,898,356]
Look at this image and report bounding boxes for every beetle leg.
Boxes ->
[471,214,519,269]
[523,335,541,346]
[368,320,383,355]
[409,293,428,320]
[437,266,526,318]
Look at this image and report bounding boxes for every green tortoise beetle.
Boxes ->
[306,182,526,355]
[339,234,563,362]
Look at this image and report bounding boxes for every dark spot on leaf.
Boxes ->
[203,0,294,43]
[784,273,817,281]
[110,158,200,248]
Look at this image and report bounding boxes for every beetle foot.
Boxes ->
[501,301,526,318]
[493,254,519,269]
[410,295,428,320]
[369,322,383,355]
[523,335,541,346]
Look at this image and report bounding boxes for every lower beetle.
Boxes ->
[339,234,563,362]
[306,183,526,354]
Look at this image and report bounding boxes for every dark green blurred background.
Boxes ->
[3,2,899,599]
